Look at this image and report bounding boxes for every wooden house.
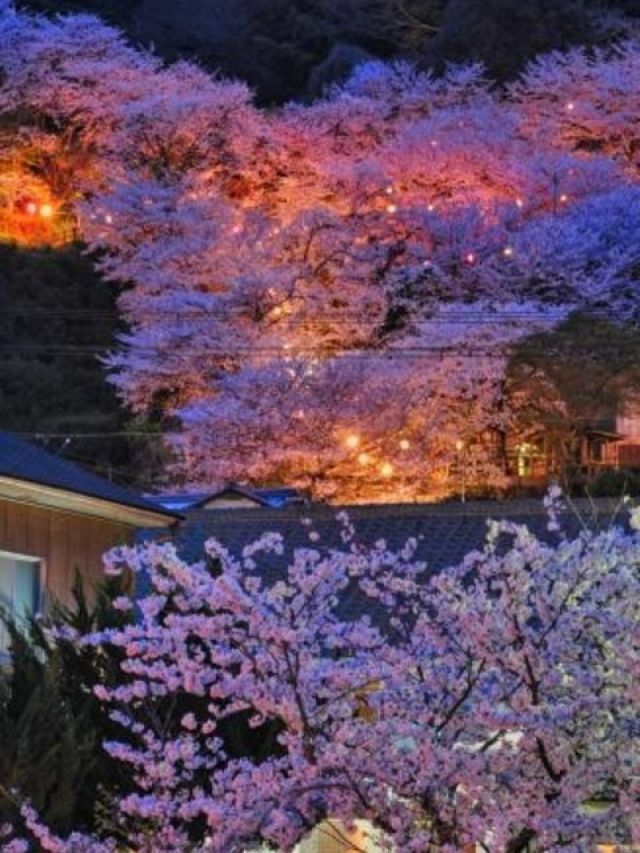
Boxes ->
[0,431,178,650]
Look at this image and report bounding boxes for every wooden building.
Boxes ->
[0,432,178,651]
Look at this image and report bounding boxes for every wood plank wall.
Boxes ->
[0,498,134,607]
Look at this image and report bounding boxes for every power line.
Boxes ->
[0,307,611,323]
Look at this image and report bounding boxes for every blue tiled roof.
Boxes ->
[169,498,626,624]
[0,432,179,520]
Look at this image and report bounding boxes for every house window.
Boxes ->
[0,551,43,653]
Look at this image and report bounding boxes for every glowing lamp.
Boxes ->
[39,203,54,218]
[385,185,394,195]
[25,202,38,215]
[503,246,514,258]
[386,204,398,214]
[559,194,569,204]
[345,434,360,450]
[566,102,575,111]
[380,462,394,478]
[399,439,410,451]
[272,306,283,317]
[358,452,370,466]
[465,252,476,265]
[455,439,465,452]
[515,198,524,209]
[104,214,113,224]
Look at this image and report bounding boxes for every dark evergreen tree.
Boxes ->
[0,244,168,488]
[423,0,609,81]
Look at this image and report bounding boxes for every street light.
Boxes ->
[380,462,394,479]
[455,439,466,503]
[345,434,360,450]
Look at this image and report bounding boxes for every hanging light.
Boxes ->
[380,462,394,478]
[399,439,410,451]
[39,203,54,218]
[358,452,370,466]
[25,202,37,216]
[345,434,360,450]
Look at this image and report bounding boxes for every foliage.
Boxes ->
[3,497,640,850]
[0,242,169,488]
[4,5,640,499]
[0,573,134,836]
[506,314,640,485]
[13,0,637,102]
[423,0,612,81]
[585,467,640,496]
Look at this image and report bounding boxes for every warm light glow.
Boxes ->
[566,101,575,111]
[345,434,361,450]
[380,462,394,478]
[465,252,476,264]
[503,246,514,257]
[427,203,435,212]
[385,185,394,195]
[455,439,465,452]
[559,194,569,203]
[25,201,37,215]
[357,452,370,466]
[104,214,113,224]
[271,305,283,317]
[515,197,524,208]
[39,203,54,218]
[386,203,398,214]
[399,439,410,450]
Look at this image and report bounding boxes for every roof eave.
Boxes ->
[0,475,180,528]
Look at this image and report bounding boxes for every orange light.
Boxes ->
[39,203,54,218]
[380,462,394,478]
[345,434,360,450]
[25,202,38,215]
[386,204,398,214]
[358,452,370,466]
[399,439,410,451]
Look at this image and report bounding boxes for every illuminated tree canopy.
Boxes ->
[3,4,640,497]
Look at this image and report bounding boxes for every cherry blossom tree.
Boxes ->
[4,497,638,851]
[3,3,640,496]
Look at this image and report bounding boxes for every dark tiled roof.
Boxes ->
[148,485,309,511]
[0,432,179,520]
[169,498,626,623]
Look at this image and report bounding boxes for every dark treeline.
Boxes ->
[17,0,640,103]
